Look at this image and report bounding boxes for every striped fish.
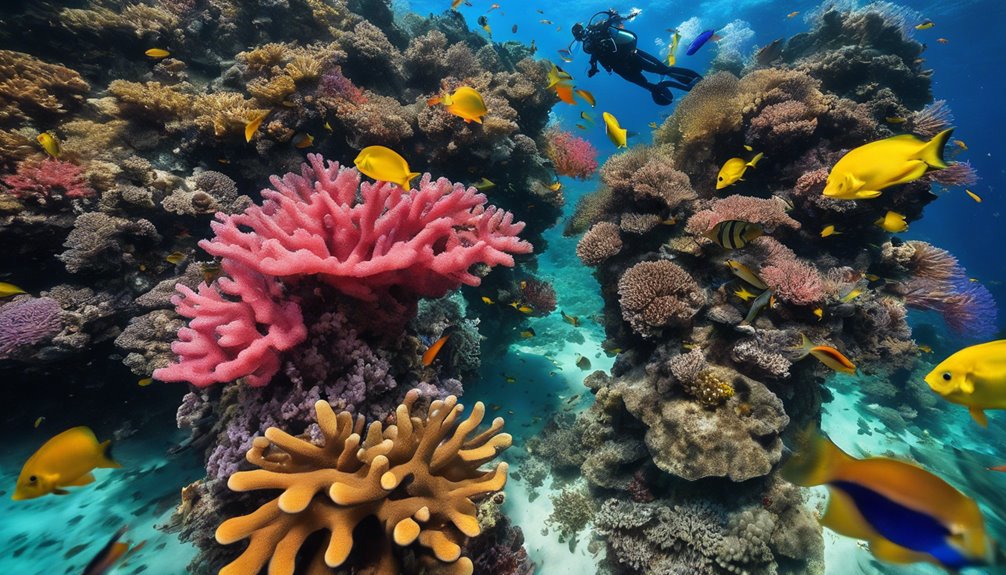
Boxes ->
[704,220,763,249]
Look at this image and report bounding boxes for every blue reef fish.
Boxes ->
[783,429,1000,570]
[686,30,721,56]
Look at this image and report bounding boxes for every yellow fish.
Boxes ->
[354,145,420,189]
[782,429,997,570]
[813,307,824,321]
[915,20,935,30]
[324,120,333,132]
[925,340,1006,427]
[481,296,495,304]
[504,375,517,383]
[966,189,982,203]
[580,111,594,124]
[716,152,763,189]
[138,378,153,387]
[144,48,170,59]
[473,177,496,192]
[725,259,768,290]
[823,129,953,200]
[795,334,857,375]
[36,132,62,158]
[427,86,488,124]
[953,139,968,151]
[786,11,799,18]
[602,111,627,148]
[546,64,573,89]
[520,328,536,339]
[292,133,314,149]
[743,144,754,151]
[733,286,757,302]
[704,220,763,249]
[864,273,881,282]
[575,89,596,107]
[666,31,681,66]
[33,416,45,428]
[244,110,269,143]
[820,224,840,238]
[0,281,27,297]
[840,287,865,303]
[517,305,533,314]
[561,310,580,327]
[451,0,463,8]
[648,121,658,129]
[165,251,187,265]
[885,116,907,124]
[875,210,909,233]
[576,124,587,130]
[547,181,562,192]
[12,426,120,500]
[918,344,933,353]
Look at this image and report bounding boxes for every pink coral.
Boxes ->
[577,222,622,266]
[2,158,95,205]
[686,195,801,236]
[618,260,705,337]
[153,260,307,387]
[544,128,598,179]
[760,258,825,306]
[319,66,367,105]
[747,100,819,147]
[202,154,530,310]
[927,161,978,188]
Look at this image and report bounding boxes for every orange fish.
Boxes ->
[422,334,451,366]
[796,334,856,375]
[937,38,949,44]
[554,84,576,105]
[575,89,596,107]
[83,527,131,575]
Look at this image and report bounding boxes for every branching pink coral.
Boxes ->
[202,154,530,309]
[2,158,95,205]
[544,128,598,180]
[760,258,825,305]
[686,195,801,236]
[153,260,307,387]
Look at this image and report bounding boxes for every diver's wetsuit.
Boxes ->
[576,10,701,105]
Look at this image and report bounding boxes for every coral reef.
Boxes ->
[617,261,705,338]
[543,127,598,180]
[215,390,510,575]
[0,297,63,359]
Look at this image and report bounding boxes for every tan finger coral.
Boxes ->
[216,389,511,575]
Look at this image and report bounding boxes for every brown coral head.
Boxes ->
[215,389,510,575]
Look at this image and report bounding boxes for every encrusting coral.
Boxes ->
[215,389,510,575]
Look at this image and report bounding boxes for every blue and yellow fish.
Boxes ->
[783,429,1000,570]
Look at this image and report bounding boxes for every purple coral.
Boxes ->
[0,297,62,358]
[2,159,95,206]
[901,277,998,338]
[519,278,557,316]
[928,161,978,188]
[319,66,367,104]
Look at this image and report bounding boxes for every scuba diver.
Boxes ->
[571,9,702,105]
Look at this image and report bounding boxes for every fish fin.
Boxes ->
[869,537,938,565]
[746,152,764,168]
[821,486,882,541]
[64,472,96,487]
[398,172,421,190]
[426,96,442,106]
[969,407,988,428]
[855,190,883,199]
[52,488,70,495]
[470,116,483,124]
[99,439,122,469]
[791,333,813,358]
[914,128,954,170]
[885,162,930,188]
[780,427,852,487]
[960,375,975,395]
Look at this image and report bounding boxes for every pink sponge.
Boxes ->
[153,260,306,387]
[202,153,531,304]
[157,154,531,387]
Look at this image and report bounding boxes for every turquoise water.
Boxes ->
[2,1,1005,574]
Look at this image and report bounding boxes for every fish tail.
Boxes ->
[746,152,764,168]
[916,128,954,170]
[426,95,442,106]
[781,427,852,487]
[99,439,122,469]
[791,333,814,358]
[399,172,421,190]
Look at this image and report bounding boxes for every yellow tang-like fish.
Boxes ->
[12,426,120,500]
[782,429,997,570]
[716,152,763,189]
[427,86,488,124]
[875,210,909,233]
[666,31,681,66]
[704,220,763,249]
[561,310,580,327]
[725,259,768,290]
[734,286,757,302]
[820,224,840,238]
[0,281,27,297]
[602,111,627,148]
[546,64,573,89]
[823,129,953,200]
[144,48,170,59]
[244,110,269,143]
[925,340,1006,427]
[354,145,420,190]
[37,132,62,158]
